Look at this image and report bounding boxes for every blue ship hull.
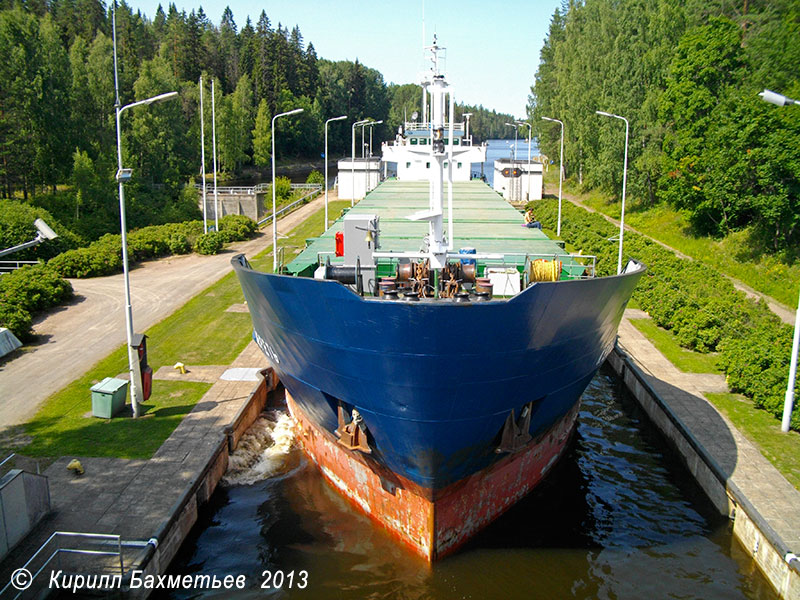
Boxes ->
[231,255,645,492]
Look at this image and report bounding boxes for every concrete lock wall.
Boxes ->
[129,370,276,599]
[606,349,800,599]
[203,194,263,222]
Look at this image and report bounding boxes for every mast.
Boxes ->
[407,36,448,272]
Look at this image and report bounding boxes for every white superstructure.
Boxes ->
[380,40,486,183]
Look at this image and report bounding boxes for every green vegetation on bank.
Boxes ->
[705,393,800,491]
[0,1,511,247]
[0,214,258,340]
[629,318,721,375]
[532,198,798,430]
[560,183,800,309]
[531,0,800,261]
[3,200,349,460]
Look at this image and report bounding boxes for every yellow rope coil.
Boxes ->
[530,259,562,282]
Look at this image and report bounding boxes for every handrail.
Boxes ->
[257,188,321,226]
[0,531,155,599]
[194,183,322,195]
[0,454,15,471]
[0,260,39,274]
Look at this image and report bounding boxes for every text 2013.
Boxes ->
[261,570,308,589]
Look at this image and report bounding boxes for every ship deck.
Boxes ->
[286,179,577,276]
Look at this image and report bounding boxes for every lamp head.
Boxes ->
[759,89,794,106]
[34,218,58,241]
[146,91,179,105]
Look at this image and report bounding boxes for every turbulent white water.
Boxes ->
[223,411,296,486]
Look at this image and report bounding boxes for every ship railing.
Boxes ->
[317,252,597,280]
[404,121,465,134]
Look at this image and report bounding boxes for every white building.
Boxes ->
[381,123,487,182]
[493,159,543,202]
[337,157,382,201]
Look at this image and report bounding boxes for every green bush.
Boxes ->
[128,228,170,261]
[0,199,81,261]
[276,176,292,200]
[531,198,797,429]
[166,232,191,254]
[49,243,122,278]
[220,214,257,238]
[48,221,211,278]
[0,264,73,340]
[0,304,32,341]
[194,231,224,255]
[306,170,324,185]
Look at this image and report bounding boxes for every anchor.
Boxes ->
[496,401,534,453]
[336,405,372,454]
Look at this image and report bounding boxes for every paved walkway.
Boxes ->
[0,193,328,427]
[617,309,800,554]
[547,184,795,325]
[0,340,269,586]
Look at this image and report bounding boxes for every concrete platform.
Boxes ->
[611,309,800,598]
[0,340,274,596]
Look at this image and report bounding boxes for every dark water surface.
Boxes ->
[164,369,777,600]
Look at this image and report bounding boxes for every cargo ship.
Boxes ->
[232,40,645,561]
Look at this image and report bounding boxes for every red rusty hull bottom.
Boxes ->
[286,391,579,562]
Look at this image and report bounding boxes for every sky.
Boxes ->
[125,0,563,118]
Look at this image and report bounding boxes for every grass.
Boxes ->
[706,393,800,491]
[629,318,722,374]
[4,200,348,460]
[555,181,800,308]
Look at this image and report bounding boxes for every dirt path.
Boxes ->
[0,193,328,427]
[547,184,795,325]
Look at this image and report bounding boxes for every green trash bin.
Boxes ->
[90,377,128,418]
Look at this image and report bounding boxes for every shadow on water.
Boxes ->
[164,367,778,600]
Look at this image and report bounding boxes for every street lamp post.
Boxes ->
[115,91,178,417]
[364,120,383,195]
[760,88,799,432]
[541,116,564,236]
[516,121,532,201]
[351,119,370,206]
[212,78,219,230]
[272,108,304,272]
[199,76,207,233]
[505,122,519,201]
[325,115,347,229]
[596,110,629,275]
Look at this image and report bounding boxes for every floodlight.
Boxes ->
[34,218,58,240]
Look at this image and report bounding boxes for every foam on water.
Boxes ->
[223,410,296,486]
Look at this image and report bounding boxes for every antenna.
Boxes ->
[422,0,425,63]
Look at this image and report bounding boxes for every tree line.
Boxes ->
[529,0,800,256]
[0,0,514,242]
